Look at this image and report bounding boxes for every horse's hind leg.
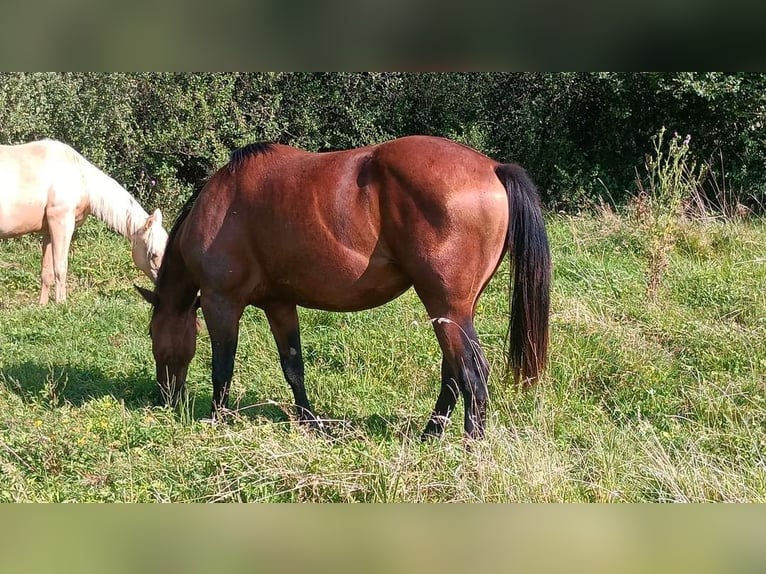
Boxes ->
[264,303,322,430]
[39,234,54,305]
[425,314,490,439]
[421,357,460,439]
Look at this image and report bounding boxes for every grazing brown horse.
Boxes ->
[136,136,550,439]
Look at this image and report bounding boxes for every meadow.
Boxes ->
[0,212,764,502]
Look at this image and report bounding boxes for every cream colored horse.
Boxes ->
[0,139,168,304]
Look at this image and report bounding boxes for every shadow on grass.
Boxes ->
[1,361,418,440]
[1,361,158,409]
[224,394,415,441]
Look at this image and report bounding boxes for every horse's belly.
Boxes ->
[269,255,411,312]
[0,198,46,237]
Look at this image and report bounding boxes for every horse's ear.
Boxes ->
[134,284,158,307]
[143,208,162,230]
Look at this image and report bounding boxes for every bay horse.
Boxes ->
[0,139,168,304]
[136,136,550,439]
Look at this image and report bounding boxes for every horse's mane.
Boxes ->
[228,142,276,173]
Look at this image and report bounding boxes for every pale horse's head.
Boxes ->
[131,208,168,282]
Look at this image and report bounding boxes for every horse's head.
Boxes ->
[136,285,199,407]
[131,208,168,282]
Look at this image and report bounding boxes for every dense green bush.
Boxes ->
[1,72,763,215]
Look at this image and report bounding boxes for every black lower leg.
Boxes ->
[422,358,460,439]
[211,338,237,418]
[461,381,487,439]
[201,293,245,420]
[460,327,489,439]
[266,305,320,429]
[279,329,319,426]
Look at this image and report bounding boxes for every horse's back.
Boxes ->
[371,136,502,195]
[0,140,84,237]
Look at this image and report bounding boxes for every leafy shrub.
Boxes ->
[0,72,763,215]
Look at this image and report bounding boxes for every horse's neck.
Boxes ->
[80,158,147,239]
[158,240,199,313]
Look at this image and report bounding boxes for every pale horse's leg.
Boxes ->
[39,234,54,305]
[46,212,76,304]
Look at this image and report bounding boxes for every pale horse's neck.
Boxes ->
[80,159,149,240]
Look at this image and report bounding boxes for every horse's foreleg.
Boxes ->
[200,292,244,419]
[39,235,54,305]
[264,303,321,430]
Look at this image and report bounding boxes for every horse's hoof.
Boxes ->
[421,417,448,440]
[208,407,234,423]
[299,415,332,437]
[420,429,443,442]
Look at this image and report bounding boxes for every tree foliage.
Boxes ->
[0,72,763,215]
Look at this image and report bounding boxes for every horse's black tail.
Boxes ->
[495,164,551,385]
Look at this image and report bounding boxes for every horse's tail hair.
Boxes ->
[495,163,551,386]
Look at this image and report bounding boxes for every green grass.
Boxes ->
[1,215,765,502]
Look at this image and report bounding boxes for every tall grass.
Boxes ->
[0,214,764,502]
